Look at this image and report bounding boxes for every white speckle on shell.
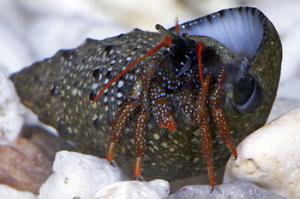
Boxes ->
[117,80,124,88]
[117,92,123,98]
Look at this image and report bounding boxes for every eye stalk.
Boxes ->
[92,24,203,102]
[155,24,182,43]
[155,24,196,49]
[156,24,198,78]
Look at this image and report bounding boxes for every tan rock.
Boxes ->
[0,137,52,194]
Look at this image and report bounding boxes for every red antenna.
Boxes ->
[92,36,172,103]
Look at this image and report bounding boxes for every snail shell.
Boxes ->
[11,7,281,181]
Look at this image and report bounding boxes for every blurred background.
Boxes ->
[0,0,300,117]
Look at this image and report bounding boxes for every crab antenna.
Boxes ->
[155,24,182,43]
[92,36,172,103]
[92,25,180,103]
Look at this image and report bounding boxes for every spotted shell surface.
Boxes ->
[11,7,281,180]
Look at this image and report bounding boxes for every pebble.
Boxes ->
[0,184,36,199]
[38,151,123,199]
[0,137,52,194]
[0,69,24,145]
[167,181,284,199]
[224,108,300,199]
[38,151,170,199]
[94,179,170,199]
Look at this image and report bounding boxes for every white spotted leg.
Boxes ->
[134,106,149,178]
[150,82,177,134]
[210,69,237,159]
[197,75,216,190]
[106,102,140,163]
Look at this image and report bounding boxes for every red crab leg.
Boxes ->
[196,41,216,189]
[134,107,149,178]
[133,75,151,178]
[198,75,215,190]
[197,42,204,84]
[92,36,172,103]
[210,69,237,159]
[150,82,177,133]
[156,98,177,133]
[106,102,139,163]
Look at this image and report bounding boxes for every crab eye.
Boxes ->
[232,75,261,113]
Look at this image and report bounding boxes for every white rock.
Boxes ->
[167,181,285,199]
[38,151,123,199]
[94,179,170,199]
[0,184,37,199]
[38,151,170,199]
[223,108,300,199]
[0,69,24,145]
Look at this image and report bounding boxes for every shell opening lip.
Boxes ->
[171,7,266,59]
[229,80,262,114]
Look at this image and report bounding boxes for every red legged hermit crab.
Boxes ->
[11,7,282,189]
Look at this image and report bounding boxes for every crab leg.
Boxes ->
[134,107,149,178]
[210,69,237,159]
[198,75,216,190]
[195,42,216,189]
[150,82,177,133]
[133,75,152,179]
[106,102,140,163]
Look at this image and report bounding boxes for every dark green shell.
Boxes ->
[11,7,281,181]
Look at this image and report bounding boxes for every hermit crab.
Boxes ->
[11,7,281,188]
